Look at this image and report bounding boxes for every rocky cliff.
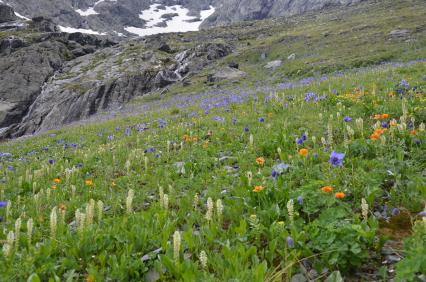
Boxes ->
[1,0,367,35]
[201,0,365,27]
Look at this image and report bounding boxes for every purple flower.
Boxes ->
[125,127,131,136]
[213,116,225,122]
[150,147,155,154]
[108,135,114,142]
[271,170,277,178]
[259,117,265,123]
[244,127,249,133]
[7,165,13,171]
[391,208,400,216]
[381,122,389,128]
[0,201,7,208]
[344,116,352,122]
[297,196,303,205]
[418,211,426,217]
[329,151,345,167]
[287,236,295,248]
[48,159,55,165]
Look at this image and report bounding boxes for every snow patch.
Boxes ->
[125,4,215,36]
[14,12,30,20]
[75,0,116,17]
[58,25,106,35]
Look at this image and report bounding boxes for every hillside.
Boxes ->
[0,0,425,281]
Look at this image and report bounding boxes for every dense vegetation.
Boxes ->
[0,0,425,281]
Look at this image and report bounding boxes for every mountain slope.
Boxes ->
[201,0,364,28]
[1,0,425,139]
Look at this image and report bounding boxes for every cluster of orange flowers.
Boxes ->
[183,134,198,143]
[370,128,387,141]
[373,113,389,120]
[52,178,61,190]
[321,186,345,199]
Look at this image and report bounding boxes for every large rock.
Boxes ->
[207,67,246,83]
[264,60,282,70]
[0,36,26,55]
[0,4,17,23]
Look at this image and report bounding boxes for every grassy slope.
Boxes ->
[0,0,425,281]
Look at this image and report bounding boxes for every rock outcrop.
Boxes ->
[201,0,365,28]
[0,4,17,23]
[3,40,232,138]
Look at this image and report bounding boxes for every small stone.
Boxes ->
[290,273,307,282]
[264,60,282,70]
[288,53,296,60]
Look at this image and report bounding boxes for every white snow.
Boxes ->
[58,25,106,35]
[125,4,215,36]
[75,0,116,17]
[14,12,30,20]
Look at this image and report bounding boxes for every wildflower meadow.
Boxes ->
[0,62,425,281]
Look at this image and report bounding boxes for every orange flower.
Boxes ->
[335,192,346,199]
[370,133,381,141]
[85,179,94,187]
[322,186,333,193]
[192,136,198,142]
[58,203,66,211]
[410,130,417,136]
[253,185,265,193]
[203,141,209,149]
[390,121,397,127]
[373,114,382,120]
[381,114,389,119]
[86,275,95,282]
[53,178,61,184]
[298,148,309,157]
[256,157,265,166]
[51,185,57,190]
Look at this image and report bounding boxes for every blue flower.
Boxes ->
[259,117,265,123]
[329,151,345,167]
[381,122,389,128]
[297,196,303,205]
[287,236,295,248]
[0,201,7,208]
[212,116,225,122]
[125,127,131,136]
[48,159,55,165]
[418,211,426,217]
[391,208,400,216]
[7,165,13,171]
[244,127,249,133]
[343,116,352,122]
[150,147,155,154]
[271,170,277,178]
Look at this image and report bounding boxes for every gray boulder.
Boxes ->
[264,60,282,70]
[0,4,17,23]
[208,67,246,83]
